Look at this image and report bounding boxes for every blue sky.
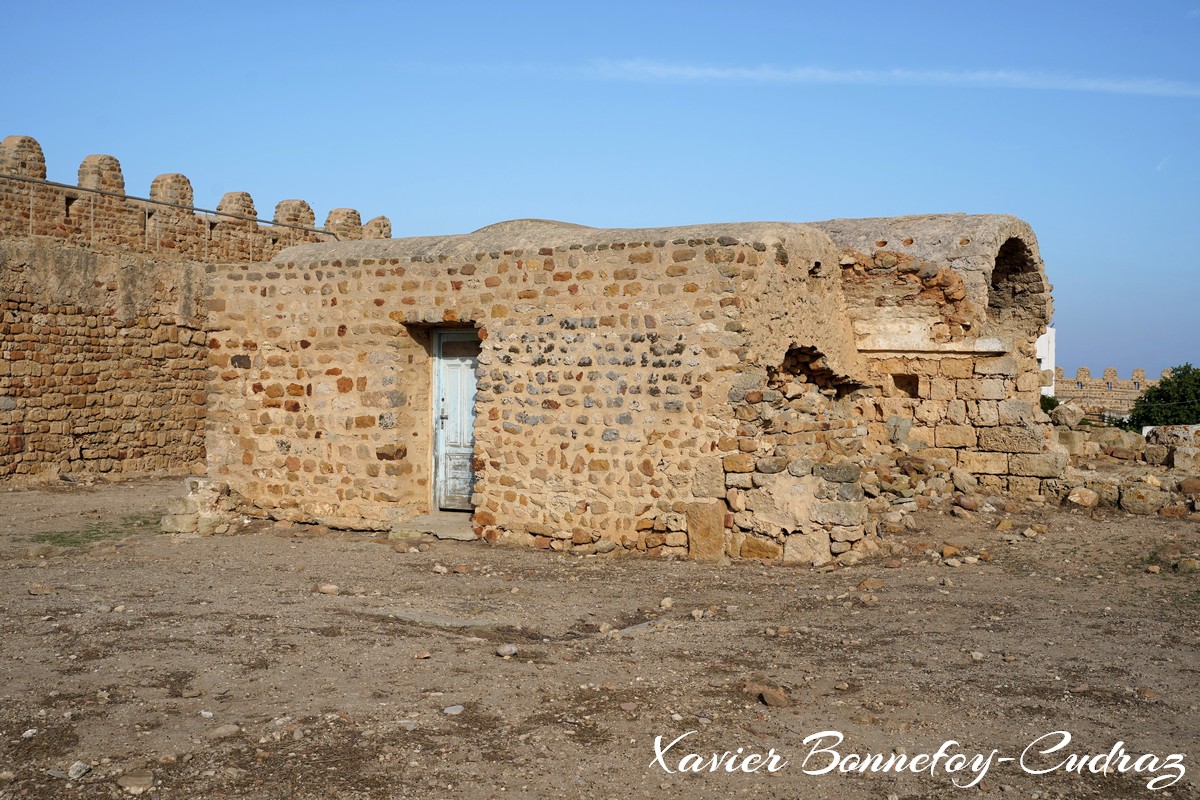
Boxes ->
[5,1,1197,378]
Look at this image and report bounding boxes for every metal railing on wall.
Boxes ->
[0,171,340,261]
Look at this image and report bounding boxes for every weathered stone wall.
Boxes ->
[205,220,882,563]
[1054,366,1164,419]
[0,134,390,483]
[810,214,1062,496]
[0,238,207,479]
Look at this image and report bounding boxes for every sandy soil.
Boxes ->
[1,479,1198,799]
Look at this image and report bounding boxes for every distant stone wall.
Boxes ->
[0,134,390,483]
[1054,366,1165,419]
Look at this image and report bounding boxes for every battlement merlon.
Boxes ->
[0,134,392,260]
[1054,366,1172,384]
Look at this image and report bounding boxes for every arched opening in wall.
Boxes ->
[987,237,1047,339]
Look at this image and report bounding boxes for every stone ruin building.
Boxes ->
[201,213,1061,565]
[21,131,1184,567]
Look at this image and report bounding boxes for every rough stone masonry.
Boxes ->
[201,215,1060,566]
[0,134,388,482]
[1,133,1067,565]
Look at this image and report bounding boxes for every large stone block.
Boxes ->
[1067,486,1099,508]
[782,532,832,567]
[745,474,820,534]
[740,535,782,560]
[1119,486,1171,515]
[723,453,755,473]
[1008,450,1068,478]
[975,356,1017,376]
[956,451,1009,475]
[934,425,976,448]
[1171,447,1200,473]
[686,501,726,562]
[1146,424,1200,448]
[1050,402,1084,428]
[998,400,1035,425]
[978,425,1045,454]
[692,456,725,498]
[812,501,867,527]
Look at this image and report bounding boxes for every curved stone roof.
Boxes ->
[807,212,1043,277]
[273,218,835,264]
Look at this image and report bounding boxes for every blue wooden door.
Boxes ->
[434,330,481,511]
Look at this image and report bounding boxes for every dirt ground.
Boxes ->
[1,479,1198,800]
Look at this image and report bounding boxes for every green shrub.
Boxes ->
[1126,363,1200,429]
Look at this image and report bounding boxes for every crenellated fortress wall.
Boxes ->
[1054,366,1167,419]
[0,134,391,482]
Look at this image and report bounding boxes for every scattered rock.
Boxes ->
[443,705,465,716]
[1119,486,1170,515]
[994,519,1014,531]
[1146,565,1161,574]
[690,609,704,621]
[619,702,638,712]
[1177,558,1200,574]
[313,583,339,596]
[1066,487,1100,508]
[204,724,241,740]
[970,651,986,662]
[452,564,470,574]
[954,494,981,511]
[950,468,978,494]
[116,769,154,795]
[1050,402,1084,428]
[745,678,790,707]
[431,565,449,575]
[27,583,55,595]
[941,544,960,559]
[659,597,673,610]
[856,577,885,591]
[68,761,91,780]
[496,643,518,658]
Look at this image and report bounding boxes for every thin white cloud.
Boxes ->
[588,59,1200,99]
[1155,155,1173,172]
